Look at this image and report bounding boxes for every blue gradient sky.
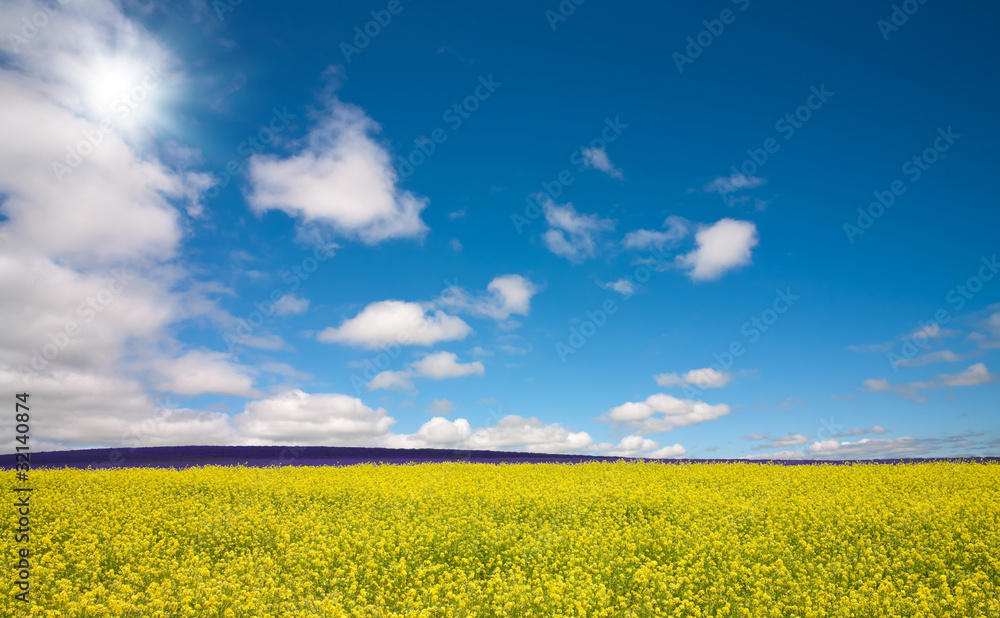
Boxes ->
[1,0,997,458]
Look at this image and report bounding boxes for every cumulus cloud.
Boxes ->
[366,352,483,391]
[704,174,765,195]
[593,435,685,458]
[599,393,731,435]
[676,219,759,281]
[380,414,592,453]
[246,70,428,245]
[643,443,687,459]
[429,398,455,415]
[861,363,997,403]
[0,0,272,452]
[913,363,997,388]
[752,433,811,450]
[600,279,635,296]
[893,350,964,368]
[595,435,660,457]
[622,215,690,251]
[367,370,414,392]
[806,437,929,458]
[149,350,263,398]
[437,274,539,322]
[581,147,624,179]
[746,436,934,460]
[655,367,732,389]
[843,426,887,437]
[273,293,309,316]
[540,198,614,262]
[410,351,485,380]
[317,300,472,348]
[234,389,394,445]
[464,415,594,453]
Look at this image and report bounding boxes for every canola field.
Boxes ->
[4,461,999,617]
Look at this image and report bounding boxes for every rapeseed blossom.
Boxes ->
[3,461,998,616]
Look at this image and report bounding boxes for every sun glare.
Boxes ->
[81,55,166,133]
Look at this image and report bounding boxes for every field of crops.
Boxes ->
[5,461,999,617]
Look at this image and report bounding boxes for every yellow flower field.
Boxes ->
[4,462,999,617]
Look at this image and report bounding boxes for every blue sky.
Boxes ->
[1,0,998,459]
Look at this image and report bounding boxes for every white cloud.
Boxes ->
[379,414,591,453]
[601,393,731,435]
[595,434,681,458]
[746,436,935,460]
[596,435,659,457]
[806,437,930,458]
[233,389,394,445]
[463,415,594,453]
[654,367,731,389]
[367,370,414,392]
[907,323,960,341]
[704,174,765,195]
[273,293,309,316]
[246,71,428,245]
[581,147,624,179]
[622,216,690,251]
[0,368,236,450]
[762,433,810,448]
[438,274,539,322]
[410,351,484,380]
[845,425,887,436]
[913,363,997,388]
[317,300,472,348]
[643,443,687,459]
[862,364,997,403]
[893,350,964,368]
[259,361,313,381]
[450,238,462,252]
[601,278,636,296]
[540,198,614,262]
[0,0,278,452]
[677,219,759,281]
[366,352,483,391]
[862,378,892,392]
[429,398,455,415]
[149,350,262,398]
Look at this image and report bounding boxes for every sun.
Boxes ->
[80,54,167,133]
